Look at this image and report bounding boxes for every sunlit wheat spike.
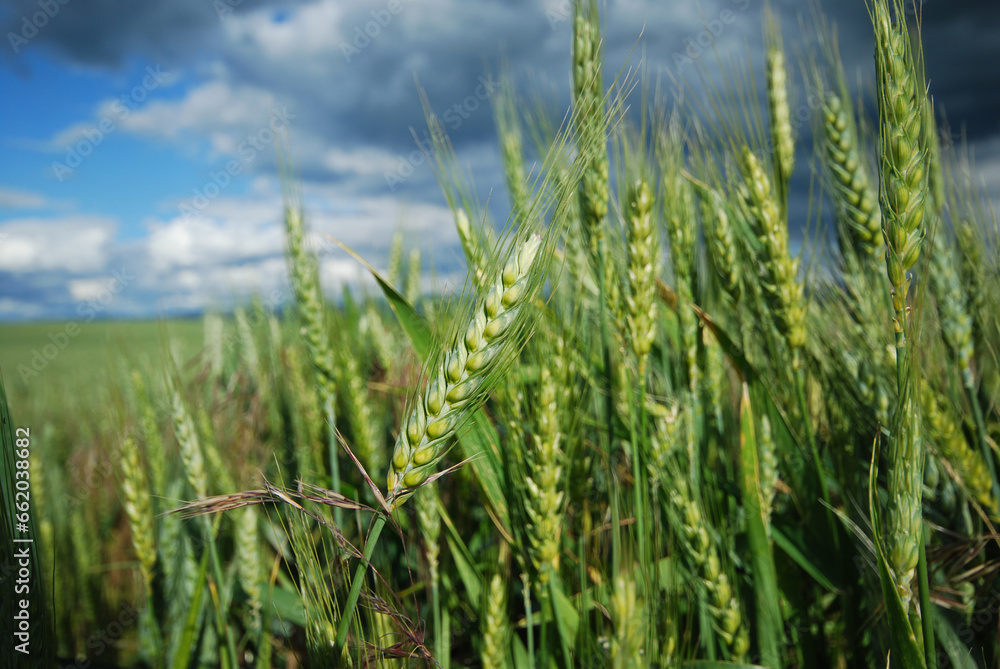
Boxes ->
[766,47,795,192]
[624,178,659,376]
[872,0,929,615]
[171,386,207,499]
[525,360,565,586]
[739,146,807,362]
[481,572,509,669]
[873,0,927,342]
[119,433,157,600]
[387,234,544,508]
[284,204,338,419]
[822,93,883,259]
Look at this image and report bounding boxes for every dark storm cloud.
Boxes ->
[918,0,1000,140]
[1,0,309,67]
[5,0,998,198]
[793,0,1000,140]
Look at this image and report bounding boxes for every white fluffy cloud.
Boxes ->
[0,217,115,273]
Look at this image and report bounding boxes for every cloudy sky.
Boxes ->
[0,0,997,321]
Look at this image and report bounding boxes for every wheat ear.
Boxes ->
[387,234,544,507]
[481,572,509,669]
[873,1,927,354]
[739,147,807,365]
[624,178,659,378]
[525,361,565,586]
[873,0,928,614]
[119,434,157,600]
[766,46,795,195]
[572,0,608,263]
[700,186,742,302]
[922,387,996,512]
[822,93,883,259]
[171,386,207,500]
[670,476,749,659]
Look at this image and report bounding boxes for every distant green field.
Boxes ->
[0,318,204,422]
